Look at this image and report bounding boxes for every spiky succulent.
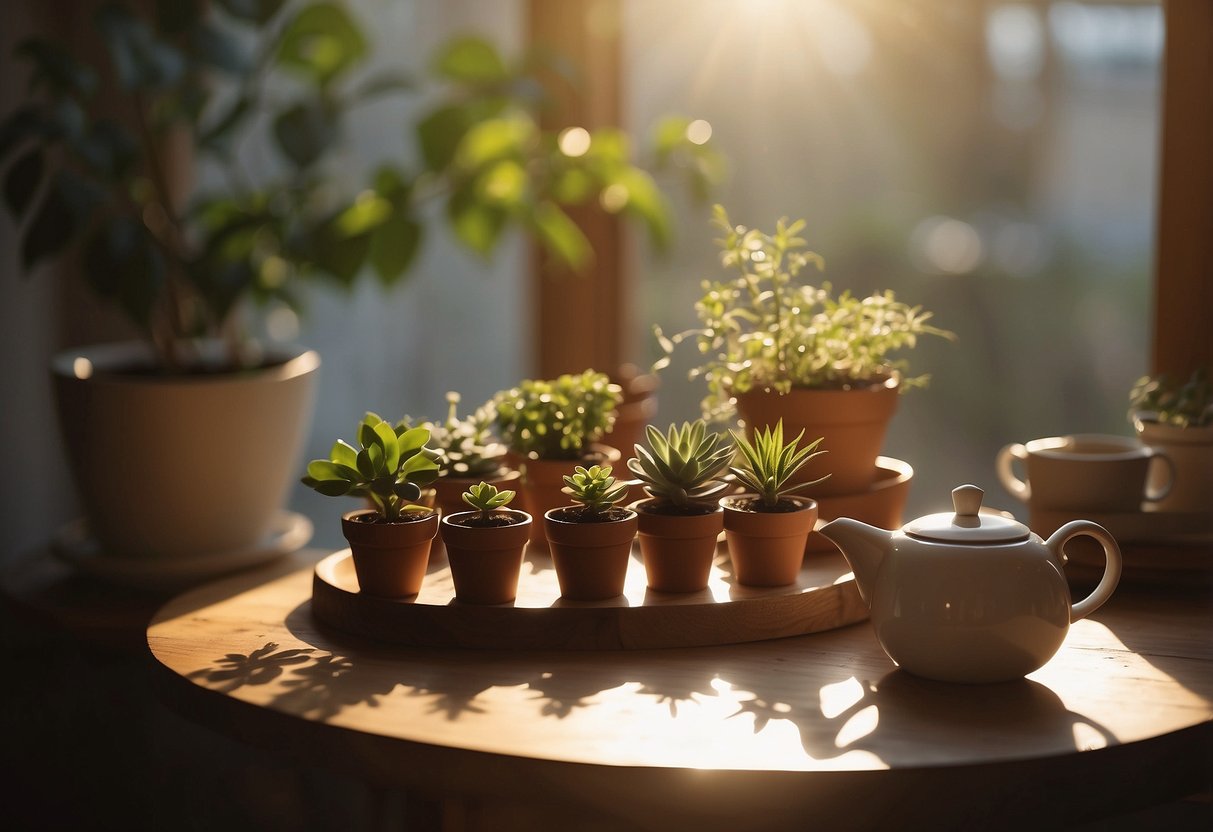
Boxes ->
[562,464,629,519]
[728,419,828,509]
[302,413,442,522]
[627,421,732,510]
[462,481,516,520]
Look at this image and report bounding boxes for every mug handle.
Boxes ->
[996,443,1031,500]
[1045,520,1123,621]
[1143,449,1175,503]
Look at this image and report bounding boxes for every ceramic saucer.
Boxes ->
[52,510,313,592]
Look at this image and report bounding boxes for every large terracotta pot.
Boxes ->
[734,378,899,498]
[543,506,638,601]
[440,509,531,605]
[342,508,438,598]
[1134,418,1213,515]
[631,498,723,593]
[52,341,319,559]
[515,444,623,546]
[721,494,818,587]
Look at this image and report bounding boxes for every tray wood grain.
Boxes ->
[311,543,866,650]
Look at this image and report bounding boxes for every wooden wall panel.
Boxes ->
[1153,0,1213,378]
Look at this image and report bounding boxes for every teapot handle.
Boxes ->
[1045,520,1123,621]
[996,443,1030,500]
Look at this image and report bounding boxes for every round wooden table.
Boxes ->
[147,549,1213,831]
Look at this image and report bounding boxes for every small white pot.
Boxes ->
[52,341,320,559]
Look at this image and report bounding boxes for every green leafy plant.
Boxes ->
[406,392,506,478]
[1129,369,1213,428]
[493,370,622,460]
[627,420,732,511]
[561,464,629,520]
[301,413,441,522]
[656,205,955,421]
[2,5,721,370]
[461,481,517,521]
[728,419,828,510]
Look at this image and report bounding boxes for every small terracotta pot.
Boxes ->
[341,508,438,598]
[735,378,899,498]
[1134,418,1213,515]
[721,495,818,587]
[631,498,723,593]
[440,509,532,605]
[543,506,638,601]
[517,444,623,546]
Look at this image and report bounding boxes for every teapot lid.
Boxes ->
[904,485,1030,544]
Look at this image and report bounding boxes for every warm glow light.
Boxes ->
[911,216,984,275]
[686,119,713,145]
[72,357,93,380]
[266,306,300,342]
[558,126,592,157]
[599,183,629,212]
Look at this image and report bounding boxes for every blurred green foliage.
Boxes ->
[1,0,723,369]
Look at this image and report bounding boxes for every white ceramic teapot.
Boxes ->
[818,484,1122,683]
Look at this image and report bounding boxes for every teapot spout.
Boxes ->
[818,517,892,607]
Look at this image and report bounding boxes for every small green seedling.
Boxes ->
[562,464,629,520]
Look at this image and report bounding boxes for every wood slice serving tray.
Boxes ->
[311,543,866,651]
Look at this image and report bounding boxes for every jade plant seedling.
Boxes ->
[561,465,630,521]
[460,481,521,527]
[302,413,441,522]
[728,419,828,510]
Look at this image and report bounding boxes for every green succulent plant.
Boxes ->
[562,464,629,520]
[406,392,506,478]
[493,370,622,461]
[301,412,441,522]
[656,205,955,422]
[461,481,516,520]
[1129,369,1213,428]
[627,420,732,511]
[728,419,828,510]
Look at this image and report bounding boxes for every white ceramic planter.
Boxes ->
[52,341,320,559]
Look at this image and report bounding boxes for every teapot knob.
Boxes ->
[952,484,985,517]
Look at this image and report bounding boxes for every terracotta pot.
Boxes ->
[721,494,818,587]
[734,378,899,498]
[631,498,723,593]
[516,444,623,546]
[1134,418,1213,515]
[52,341,319,559]
[608,366,659,459]
[341,508,438,598]
[440,509,531,605]
[543,506,638,601]
[432,467,522,519]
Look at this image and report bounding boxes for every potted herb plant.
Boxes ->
[627,421,732,592]
[493,370,623,545]
[1129,369,1213,515]
[405,392,519,521]
[440,482,531,606]
[4,4,715,564]
[544,465,638,601]
[656,205,954,497]
[302,415,441,597]
[722,420,828,587]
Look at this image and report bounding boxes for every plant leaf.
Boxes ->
[275,1,367,87]
[432,36,508,84]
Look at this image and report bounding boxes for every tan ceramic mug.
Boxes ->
[997,434,1174,512]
